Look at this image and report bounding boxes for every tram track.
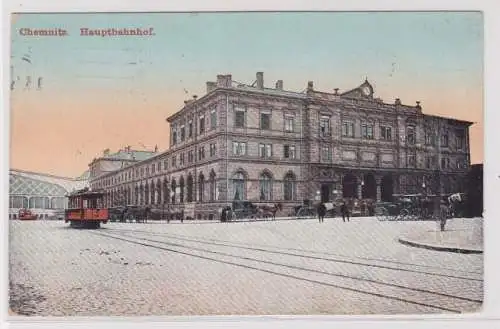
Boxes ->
[106,227,483,281]
[92,229,483,314]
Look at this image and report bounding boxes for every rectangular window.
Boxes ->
[172,156,176,167]
[210,110,217,130]
[406,126,415,145]
[259,144,272,158]
[320,116,331,137]
[188,151,193,163]
[235,110,245,128]
[361,123,374,139]
[151,163,156,174]
[342,121,355,137]
[199,116,205,134]
[188,121,193,138]
[456,130,465,150]
[260,113,271,130]
[198,146,205,160]
[232,142,247,156]
[441,133,449,147]
[163,159,168,171]
[321,146,332,162]
[380,126,392,140]
[180,154,185,166]
[285,116,294,132]
[210,143,216,157]
[266,144,272,158]
[284,145,296,159]
[180,125,185,142]
[407,154,416,167]
[172,131,177,145]
[441,157,450,169]
[425,131,435,145]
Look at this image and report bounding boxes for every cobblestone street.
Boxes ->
[9,218,483,316]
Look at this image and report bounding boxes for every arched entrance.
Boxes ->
[342,173,357,198]
[361,173,377,200]
[321,184,330,203]
[381,174,394,202]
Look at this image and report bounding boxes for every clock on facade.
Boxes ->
[362,86,371,96]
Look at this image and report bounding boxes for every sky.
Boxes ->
[9,12,483,177]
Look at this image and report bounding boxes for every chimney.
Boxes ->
[307,81,314,91]
[154,145,158,152]
[416,101,421,109]
[217,74,232,88]
[193,95,198,100]
[334,88,339,95]
[395,98,401,105]
[206,81,216,93]
[103,148,110,156]
[256,72,264,89]
[275,80,283,90]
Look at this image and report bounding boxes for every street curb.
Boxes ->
[398,237,483,254]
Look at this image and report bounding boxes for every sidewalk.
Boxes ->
[398,218,483,254]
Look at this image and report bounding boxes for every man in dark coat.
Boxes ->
[340,201,350,222]
[318,203,326,223]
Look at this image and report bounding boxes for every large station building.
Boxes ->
[88,72,473,220]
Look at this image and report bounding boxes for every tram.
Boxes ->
[65,188,109,229]
[18,208,37,220]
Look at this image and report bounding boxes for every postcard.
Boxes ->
[7,11,483,317]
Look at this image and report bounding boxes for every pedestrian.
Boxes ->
[318,203,326,223]
[221,207,227,222]
[341,201,350,222]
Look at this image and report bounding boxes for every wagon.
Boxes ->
[229,200,261,220]
[375,194,438,221]
[294,200,317,218]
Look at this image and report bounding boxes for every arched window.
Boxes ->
[150,182,156,205]
[163,179,169,204]
[179,176,185,203]
[187,174,194,203]
[283,172,296,201]
[198,173,205,202]
[259,172,273,201]
[144,182,150,205]
[51,197,66,209]
[209,170,216,201]
[232,171,246,200]
[171,180,176,204]
[29,197,50,209]
[10,196,28,209]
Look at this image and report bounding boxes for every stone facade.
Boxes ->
[89,72,472,220]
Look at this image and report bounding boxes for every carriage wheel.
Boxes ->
[375,207,389,221]
[398,208,410,221]
[296,208,307,218]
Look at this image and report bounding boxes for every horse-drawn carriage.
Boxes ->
[220,200,282,222]
[375,194,448,221]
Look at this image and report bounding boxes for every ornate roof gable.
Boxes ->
[340,79,374,99]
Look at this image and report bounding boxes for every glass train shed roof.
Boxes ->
[9,169,89,196]
[9,174,68,196]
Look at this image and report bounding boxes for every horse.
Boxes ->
[258,203,283,220]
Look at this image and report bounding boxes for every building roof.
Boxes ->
[425,114,474,125]
[9,169,89,196]
[101,149,157,161]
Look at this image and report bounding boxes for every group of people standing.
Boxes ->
[317,201,351,223]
